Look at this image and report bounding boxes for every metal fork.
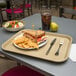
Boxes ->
[55,41,64,56]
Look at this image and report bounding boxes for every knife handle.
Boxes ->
[46,45,52,55]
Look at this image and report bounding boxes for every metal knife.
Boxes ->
[46,38,56,55]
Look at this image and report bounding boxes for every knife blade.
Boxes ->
[46,38,56,55]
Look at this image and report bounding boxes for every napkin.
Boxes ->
[69,44,76,62]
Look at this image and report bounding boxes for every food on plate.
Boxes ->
[23,30,48,44]
[3,20,24,28]
[13,30,48,49]
[13,36,39,49]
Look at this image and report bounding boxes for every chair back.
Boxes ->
[25,0,33,16]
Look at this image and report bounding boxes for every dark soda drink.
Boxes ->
[41,12,51,31]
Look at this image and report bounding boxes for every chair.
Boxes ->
[24,0,33,16]
[0,0,7,26]
[59,6,76,19]
[72,0,76,18]
[5,0,25,20]
[2,65,44,76]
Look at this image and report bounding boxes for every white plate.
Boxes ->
[13,34,47,50]
[3,20,24,32]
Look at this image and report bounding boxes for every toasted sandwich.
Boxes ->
[22,30,48,44]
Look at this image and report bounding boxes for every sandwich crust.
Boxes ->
[23,30,45,37]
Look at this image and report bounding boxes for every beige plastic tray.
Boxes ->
[2,30,72,62]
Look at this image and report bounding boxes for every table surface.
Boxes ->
[0,14,76,76]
